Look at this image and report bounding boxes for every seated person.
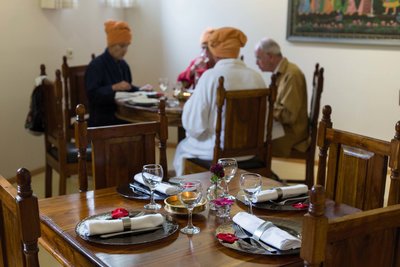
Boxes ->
[85,20,151,127]
[254,38,308,157]
[177,28,216,89]
[173,27,266,176]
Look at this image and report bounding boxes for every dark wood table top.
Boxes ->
[38,170,359,267]
[115,97,184,127]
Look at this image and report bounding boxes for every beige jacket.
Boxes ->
[272,58,309,157]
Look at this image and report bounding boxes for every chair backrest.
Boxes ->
[0,168,40,267]
[61,55,94,140]
[301,185,400,267]
[316,105,400,210]
[75,100,168,191]
[304,63,324,186]
[213,75,277,177]
[42,70,69,167]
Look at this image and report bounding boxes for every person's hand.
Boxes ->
[139,84,153,91]
[112,81,131,91]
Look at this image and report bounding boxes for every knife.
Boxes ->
[99,225,163,238]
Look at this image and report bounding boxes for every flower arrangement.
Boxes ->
[210,163,224,183]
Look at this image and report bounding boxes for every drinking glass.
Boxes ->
[239,173,262,215]
[142,164,163,210]
[217,158,238,199]
[179,180,203,235]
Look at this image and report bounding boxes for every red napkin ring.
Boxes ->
[292,202,309,209]
[216,233,238,244]
[111,208,129,219]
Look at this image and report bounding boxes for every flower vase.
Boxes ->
[206,182,224,211]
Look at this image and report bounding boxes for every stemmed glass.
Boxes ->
[142,164,163,210]
[239,173,262,215]
[159,77,169,93]
[178,180,203,235]
[217,158,238,199]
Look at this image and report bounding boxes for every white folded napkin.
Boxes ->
[252,184,308,203]
[232,212,301,250]
[82,213,164,236]
[134,173,179,195]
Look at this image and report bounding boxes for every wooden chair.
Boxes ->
[301,185,400,267]
[42,69,90,197]
[274,63,324,188]
[0,168,40,267]
[75,100,168,191]
[61,54,94,140]
[316,105,400,210]
[184,75,277,178]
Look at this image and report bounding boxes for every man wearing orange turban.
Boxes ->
[85,20,151,127]
[173,27,266,176]
[177,28,216,89]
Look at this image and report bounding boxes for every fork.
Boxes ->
[232,223,277,253]
[269,195,309,206]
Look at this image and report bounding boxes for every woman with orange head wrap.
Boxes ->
[173,27,266,176]
[177,28,216,89]
[85,20,152,127]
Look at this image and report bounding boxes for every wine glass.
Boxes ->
[142,164,163,210]
[239,173,262,215]
[178,180,203,235]
[217,158,238,199]
[159,77,169,93]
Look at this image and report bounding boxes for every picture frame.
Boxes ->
[287,0,400,46]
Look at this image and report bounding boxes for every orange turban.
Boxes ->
[208,27,247,58]
[104,20,132,47]
[200,28,215,44]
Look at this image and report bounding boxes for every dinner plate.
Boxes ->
[76,211,178,245]
[236,190,309,211]
[116,182,167,200]
[215,217,301,256]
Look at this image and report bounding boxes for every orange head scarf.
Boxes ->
[104,20,132,47]
[208,27,247,58]
[200,27,215,44]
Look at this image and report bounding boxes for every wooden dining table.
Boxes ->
[38,170,359,267]
[115,97,186,141]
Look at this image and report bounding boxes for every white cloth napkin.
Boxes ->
[134,173,179,195]
[253,184,308,203]
[232,212,301,250]
[82,213,164,236]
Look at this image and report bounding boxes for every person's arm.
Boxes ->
[177,59,197,89]
[181,74,213,139]
[274,72,306,125]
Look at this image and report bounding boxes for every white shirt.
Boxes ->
[173,58,266,176]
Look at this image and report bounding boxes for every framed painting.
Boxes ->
[287,0,400,46]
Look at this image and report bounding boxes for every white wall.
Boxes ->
[0,0,123,178]
[1,0,399,178]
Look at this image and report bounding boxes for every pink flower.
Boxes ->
[212,197,234,207]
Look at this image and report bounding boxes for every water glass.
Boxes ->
[142,164,163,210]
[179,180,203,235]
[239,173,262,214]
[217,158,238,199]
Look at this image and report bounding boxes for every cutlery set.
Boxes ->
[232,223,277,253]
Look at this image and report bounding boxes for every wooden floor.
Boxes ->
[26,147,390,266]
